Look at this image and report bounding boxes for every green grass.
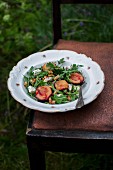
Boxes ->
[62,4,113,42]
[1,1,113,170]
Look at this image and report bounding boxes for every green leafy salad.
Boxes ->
[23,58,84,104]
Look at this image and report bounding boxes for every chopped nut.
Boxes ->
[32,78,36,83]
[53,90,57,94]
[24,82,27,87]
[49,97,52,103]
[42,63,49,71]
[43,76,47,80]
[67,96,71,101]
[54,75,60,80]
[48,86,52,88]
[30,78,36,84]
[51,100,55,104]
[49,97,56,104]
[48,74,54,77]
[48,70,53,74]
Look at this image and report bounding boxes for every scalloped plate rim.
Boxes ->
[7,49,105,113]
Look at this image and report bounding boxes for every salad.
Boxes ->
[23,58,84,104]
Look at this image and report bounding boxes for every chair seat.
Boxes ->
[32,40,113,132]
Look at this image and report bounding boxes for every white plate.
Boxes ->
[7,50,105,113]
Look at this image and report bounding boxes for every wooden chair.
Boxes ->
[26,1,113,170]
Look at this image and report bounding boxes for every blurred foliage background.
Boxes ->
[1,0,113,170]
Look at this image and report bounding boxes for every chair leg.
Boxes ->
[27,136,46,170]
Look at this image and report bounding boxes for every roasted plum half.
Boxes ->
[36,86,52,101]
[69,72,84,85]
[55,80,69,90]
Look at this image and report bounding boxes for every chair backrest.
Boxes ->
[52,0,113,44]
